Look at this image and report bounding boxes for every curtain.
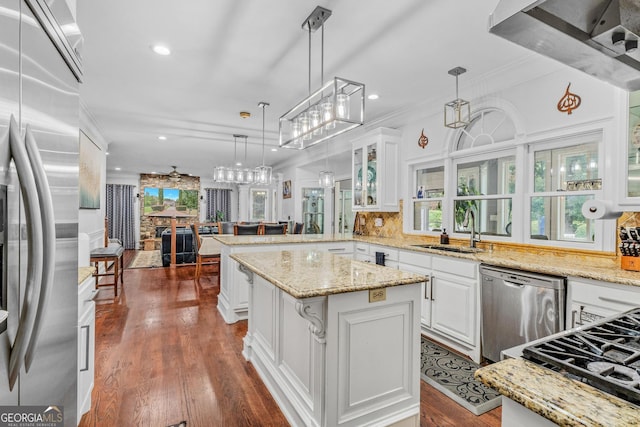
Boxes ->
[205,188,231,222]
[106,184,136,249]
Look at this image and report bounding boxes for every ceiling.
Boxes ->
[77,0,535,179]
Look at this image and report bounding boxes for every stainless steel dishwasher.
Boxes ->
[480,264,566,362]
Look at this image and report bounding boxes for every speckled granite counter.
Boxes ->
[353,236,640,288]
[215,233,352,246]
[78,266,95,285]
[230,249,427,299]
[475,358,640,427]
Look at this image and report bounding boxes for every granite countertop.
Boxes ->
[215,233,352,246]
[230,250,427,299]
[475,358,640,427]
[354,236,640,288]
[212,233,640,288]
[78,266,95,285]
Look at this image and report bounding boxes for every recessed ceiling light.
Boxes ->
[368,94,379,100]
[271,148,278,152]
[151,171,157,174]
[152,44,171,56]
[105,152,110,155]
[114,167,121,171]
[158,136,167,140]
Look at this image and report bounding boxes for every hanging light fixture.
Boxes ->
[444,66,471,129]
[168,165,181,183]
[214,135,246,184]
[319,139,334,188]
[279,6,365,150]
[254,102,272,185]
[241,134,254,184]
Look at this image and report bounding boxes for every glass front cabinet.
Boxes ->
[352,127,400,212]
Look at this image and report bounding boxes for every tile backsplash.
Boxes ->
[355,201,640,266]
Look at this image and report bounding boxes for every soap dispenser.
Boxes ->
[440,228,449,244]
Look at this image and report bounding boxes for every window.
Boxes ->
[456,109,516,150]
[412,166,444,232]
[454,155,515,237]
[530,142,599,243]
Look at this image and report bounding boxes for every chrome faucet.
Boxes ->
[462,207,480,248]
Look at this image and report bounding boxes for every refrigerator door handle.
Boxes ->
[7,116,44,390]
[24,125,56,372]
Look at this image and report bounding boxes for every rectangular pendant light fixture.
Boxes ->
[279,6,365,150]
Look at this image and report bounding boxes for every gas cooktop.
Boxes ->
[523,308,640,406]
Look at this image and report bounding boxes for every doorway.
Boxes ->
[302,188,324,234]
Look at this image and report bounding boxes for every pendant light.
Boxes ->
[319,140,334,188]
[241,134,254,184]
[254,101,272,185]
[444,66,470,129]
[279,6,365,150]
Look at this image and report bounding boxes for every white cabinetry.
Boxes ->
[567,277,640,328]
[398,251,432,328]
[398,249,481,362]
[77,275,96,423]
[316,241,353,258]
[352,128,400,212]
[354,242,370,262]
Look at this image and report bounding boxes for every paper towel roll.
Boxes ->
[581,200,622,220]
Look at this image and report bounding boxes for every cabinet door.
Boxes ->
[399,264,431,328]
[431,271,476,346]
[353,146,365,209]
[364,142,378,208]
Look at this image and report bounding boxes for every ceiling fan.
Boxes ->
[168,165,181,182]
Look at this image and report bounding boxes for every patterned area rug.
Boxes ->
[421,337,501,415]
[128,250,163,269]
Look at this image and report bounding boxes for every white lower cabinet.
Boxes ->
[430,270,477,346]
[398,250,480,362]
[77,275,96,424]
[567,277,640,328]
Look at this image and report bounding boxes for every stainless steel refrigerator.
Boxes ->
[0,0,82,425]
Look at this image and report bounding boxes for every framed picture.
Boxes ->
[79,130,102,209]
[283,180,292,199]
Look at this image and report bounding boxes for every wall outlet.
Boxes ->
[374,218,383,227]
[359,217,366,225]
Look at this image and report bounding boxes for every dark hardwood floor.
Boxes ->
[79,250,501,427]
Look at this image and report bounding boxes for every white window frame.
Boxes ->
[525,131,613,251]
[407,161,447,234]
[450,147,517,242]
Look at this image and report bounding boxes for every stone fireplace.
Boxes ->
[139,173,201,248]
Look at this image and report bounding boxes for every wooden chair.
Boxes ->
[191,223,221,281]
[262,223,287,235]
[90,217,124,296]
[234,223,261,235]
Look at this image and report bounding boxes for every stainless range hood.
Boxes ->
[489,0,640,91]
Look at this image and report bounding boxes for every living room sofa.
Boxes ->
[160,225,218,267]
[161,228,195,267]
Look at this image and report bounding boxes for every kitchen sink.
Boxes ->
[410,244,480,254]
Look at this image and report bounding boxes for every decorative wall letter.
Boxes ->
[418,129,429,148]
[557,83,581,115]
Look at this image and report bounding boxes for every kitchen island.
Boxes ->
[216,234,353,323]
[231,250,426,427]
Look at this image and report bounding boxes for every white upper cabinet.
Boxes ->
[352,127,400,212]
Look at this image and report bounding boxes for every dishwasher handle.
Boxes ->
[502,280,525,289]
